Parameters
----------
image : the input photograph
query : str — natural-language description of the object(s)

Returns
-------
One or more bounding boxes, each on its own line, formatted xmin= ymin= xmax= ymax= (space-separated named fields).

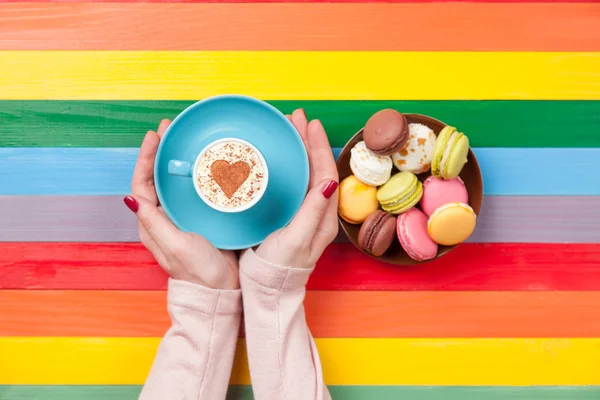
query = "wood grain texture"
xmin=2 ymin=385 xmax=600 ymax=400
xmin=1 ymin=0 xmax=597 ymax=3
xmin=3 ymin=100 xmax=600 ymax=148
xmin=3 ymin=337 xmax=600 ymax=385
xmin=2 ymin=148 xmax=600 ymax=195
xmin=2 ymin=196 xmax=600 ymax=243
xmin=3 ymin=290 xmax=600 ymax=338
xmin=3 ymin=243 xmax=600 ymax=291
xmin=1 ymin=4 xmax=598 ymax=51
xmin=1 ymin=51 xmax=599 ymax=100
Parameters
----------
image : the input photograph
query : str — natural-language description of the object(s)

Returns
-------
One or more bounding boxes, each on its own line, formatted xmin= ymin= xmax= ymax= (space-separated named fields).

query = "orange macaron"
xmin=338 ymin=175 xmax=379 ymax=224
xmin=427 ymin=202 xmax=476 ymax=246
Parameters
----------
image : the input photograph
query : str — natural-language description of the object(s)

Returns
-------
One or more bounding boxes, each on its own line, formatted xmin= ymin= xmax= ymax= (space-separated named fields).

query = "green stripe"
xmin=1 ymin=101 xmax=599 ymax=148
xmin=1 ymin=386 xmax=600 ymax=399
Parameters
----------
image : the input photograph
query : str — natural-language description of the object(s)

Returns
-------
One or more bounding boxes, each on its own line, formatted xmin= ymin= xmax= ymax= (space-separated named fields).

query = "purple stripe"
xmin=1 ymin=196 xmax=599 ymax=243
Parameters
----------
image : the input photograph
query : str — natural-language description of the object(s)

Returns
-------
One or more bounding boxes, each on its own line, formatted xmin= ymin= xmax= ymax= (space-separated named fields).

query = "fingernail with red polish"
xmin=123 ymin=196 xmax=139 ymax=213
xmin=322 ymin=181 xmax=338 ymax=199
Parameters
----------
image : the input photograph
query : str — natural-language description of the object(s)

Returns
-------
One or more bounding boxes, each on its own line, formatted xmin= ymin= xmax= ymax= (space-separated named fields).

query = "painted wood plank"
xmin=1 ymin=148 xmax=600 ymax=195
xmin=3 ymin=337 xmax=600 ymax=385
xmin=473 ymin=148 xmax=600 ymax=195
xmin=1 ymin=0 xmax=597 ymax=4
xmin=1 ymin=196 xmax=600 ymax=243
xmin=2 ymin=290 xmax=600 ymax=338
xmin=2 ymin=243 xmax=600 ymax=291
xmin=1 ymin=4 xmax=598 ymax=51
xmin=3 ymin=100 xmax=600 ymax=148
xmin=2 ymin=385 xmax=600 ymax=400
xmin=1 ymin=51 xmax=599 ymax=100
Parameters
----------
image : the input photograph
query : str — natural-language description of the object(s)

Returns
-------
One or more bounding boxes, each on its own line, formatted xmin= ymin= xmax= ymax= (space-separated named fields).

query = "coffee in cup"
xmin=168 ymin=138 xmax=269 ymax=213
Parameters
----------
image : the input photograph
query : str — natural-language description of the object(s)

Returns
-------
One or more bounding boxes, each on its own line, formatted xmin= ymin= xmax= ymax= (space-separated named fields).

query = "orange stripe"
xmin=2 ymin=290 xmax=600 ymax=337
xmin=0 ymin=3 xmax=598 ymax=51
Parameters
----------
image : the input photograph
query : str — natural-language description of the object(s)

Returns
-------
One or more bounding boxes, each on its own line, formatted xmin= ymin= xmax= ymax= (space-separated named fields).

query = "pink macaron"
xmin=420 ymin=176 xmax=469 ymax=217
xmin=396 ymin=208 xmax=438 ymax=262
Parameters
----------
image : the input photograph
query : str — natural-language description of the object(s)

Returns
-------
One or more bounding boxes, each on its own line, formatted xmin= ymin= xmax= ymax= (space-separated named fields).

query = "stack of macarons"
xmin=338 ymin=109 xmax=477 ymax=261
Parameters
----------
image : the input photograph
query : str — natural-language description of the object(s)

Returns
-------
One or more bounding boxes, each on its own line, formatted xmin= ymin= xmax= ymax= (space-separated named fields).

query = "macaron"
xmin=431 ymin=126 xmax=469 ymax=180
xmin=363 ymin=109 xmax=409 ymax=156
xmin=338 ymin=175 xmax=379 ymax=224
xmin=392 ymin=123 xmax=437 ymax=174
xmin=427 ymin=202 xmax=477 ymax=246
xmin=420 ymin=176 xmax=469 ymax=217
xmin=350 ymin=141 xmax=393 ymax=186
xmin=376 ymin=171 xmax=423 ymax=214
xmin=397 ymin=208 xmax=438 ymax=262
xmin=358 ymin=210 xmax=396 ymax=257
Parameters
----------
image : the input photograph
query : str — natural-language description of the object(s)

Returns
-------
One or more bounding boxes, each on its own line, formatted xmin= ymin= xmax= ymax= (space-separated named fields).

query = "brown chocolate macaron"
xmin=363 ymin=109 xmax=409 ymax=156
xmin=358 ymin=210 xmax=397 ymax=257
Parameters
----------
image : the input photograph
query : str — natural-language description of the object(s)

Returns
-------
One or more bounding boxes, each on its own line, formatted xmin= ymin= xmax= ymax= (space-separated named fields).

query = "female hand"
xmin=254 ymin=109 xmax=340 ymax=269
xmin=125 ymin=119 xmax=239 ymax=290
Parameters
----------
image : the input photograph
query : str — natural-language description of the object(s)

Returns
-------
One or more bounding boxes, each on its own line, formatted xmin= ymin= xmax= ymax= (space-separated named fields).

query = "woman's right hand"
xmin=252 ymin=109 xmax=339 ymax=270
xmin=125 ymin=119 xmax=239 ymax=290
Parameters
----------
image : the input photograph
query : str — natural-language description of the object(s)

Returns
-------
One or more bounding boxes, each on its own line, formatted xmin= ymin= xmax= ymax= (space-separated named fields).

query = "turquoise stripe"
xmin=1 ymin=385 xmax=600 ymax=399
xmin=1 ymin=148 xmax=599 ymax=195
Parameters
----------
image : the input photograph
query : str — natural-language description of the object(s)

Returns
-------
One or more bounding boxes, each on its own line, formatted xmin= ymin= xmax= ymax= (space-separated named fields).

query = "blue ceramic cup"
xmin=154 ymin=95 xmax=309 ymax=250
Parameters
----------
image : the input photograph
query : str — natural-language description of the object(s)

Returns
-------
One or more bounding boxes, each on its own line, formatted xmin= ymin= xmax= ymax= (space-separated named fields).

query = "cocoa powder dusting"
xmin=210 ymin=160 xmax=250 ymax=198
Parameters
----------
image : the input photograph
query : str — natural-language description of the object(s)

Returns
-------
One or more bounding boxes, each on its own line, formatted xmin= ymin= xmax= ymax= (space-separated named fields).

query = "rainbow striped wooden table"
xmin=1 ymin=0 xmax=600 ymax=399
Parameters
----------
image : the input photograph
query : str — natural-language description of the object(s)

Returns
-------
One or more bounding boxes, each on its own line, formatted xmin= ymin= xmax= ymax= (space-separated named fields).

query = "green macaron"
xmin=376 ymin=171 xmax=423 ymax=214
xmin=431 ymin=126 xmax=469 ymax=180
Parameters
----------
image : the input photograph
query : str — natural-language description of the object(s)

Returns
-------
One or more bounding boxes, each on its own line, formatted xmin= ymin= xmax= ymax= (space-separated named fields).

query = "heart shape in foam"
xmin=210 ymin=160 xmax=250 ymax=198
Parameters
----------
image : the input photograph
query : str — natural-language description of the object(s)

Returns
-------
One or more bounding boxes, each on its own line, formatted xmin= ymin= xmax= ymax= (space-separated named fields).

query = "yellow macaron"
xmin=376 ymin=171 xmax=423 ymax=215
xmin=338 ymin=175 xmax=379 ymax=224
xmin=427 ymin=202 xmax=476 ymax=245
xmin=431 ymin=126 xmax=469 ymax=180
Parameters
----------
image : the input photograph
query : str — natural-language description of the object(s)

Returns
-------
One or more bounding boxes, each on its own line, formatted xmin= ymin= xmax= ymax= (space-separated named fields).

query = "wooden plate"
xmin=336 ymin=113 xmax=483 ymax=265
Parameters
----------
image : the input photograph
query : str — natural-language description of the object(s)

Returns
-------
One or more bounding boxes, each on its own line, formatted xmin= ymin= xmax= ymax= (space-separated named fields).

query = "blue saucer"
xmin=154 ymin=95 xmax=309 ymax=250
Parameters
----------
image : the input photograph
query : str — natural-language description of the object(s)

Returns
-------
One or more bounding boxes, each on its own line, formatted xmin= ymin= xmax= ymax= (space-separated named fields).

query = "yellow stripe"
xmin=2 ymin=337 xmax=600 ymax=385
xmin=0 ymin=51 xmax=599 ymax=100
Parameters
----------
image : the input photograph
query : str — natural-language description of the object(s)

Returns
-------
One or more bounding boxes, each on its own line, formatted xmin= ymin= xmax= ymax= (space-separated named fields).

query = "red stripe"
xmin=1 ymin=243 xmax=599 ymax=291
xmin=0 ymin=0 xmax=597 ymax=3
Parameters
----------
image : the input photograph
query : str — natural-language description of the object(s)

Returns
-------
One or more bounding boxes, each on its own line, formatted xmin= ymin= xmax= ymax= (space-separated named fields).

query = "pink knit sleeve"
xmin=139 ymin=278 xmax=242 ymax=400
xmin=239 ymin=249 xmax=331 ymax=400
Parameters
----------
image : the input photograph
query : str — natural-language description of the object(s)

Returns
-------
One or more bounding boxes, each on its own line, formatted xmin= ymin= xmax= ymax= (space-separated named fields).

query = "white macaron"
xmin=350 ymin=141 xmax=393 ymax=186
xmin=392 ymin=123 xmax=437 ymax=174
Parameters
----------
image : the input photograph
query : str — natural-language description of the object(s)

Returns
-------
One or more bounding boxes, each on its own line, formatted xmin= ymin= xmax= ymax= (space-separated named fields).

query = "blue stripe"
xmin=0 ymin=148 xmax=598 ymax=195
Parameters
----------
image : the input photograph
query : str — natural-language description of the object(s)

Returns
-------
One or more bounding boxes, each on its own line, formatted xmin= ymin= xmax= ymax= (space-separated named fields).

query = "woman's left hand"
xmin=253 ymin=109 xmax=340 ymax=269
xmin=127 ymin=120 xmax=240 ymax=290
